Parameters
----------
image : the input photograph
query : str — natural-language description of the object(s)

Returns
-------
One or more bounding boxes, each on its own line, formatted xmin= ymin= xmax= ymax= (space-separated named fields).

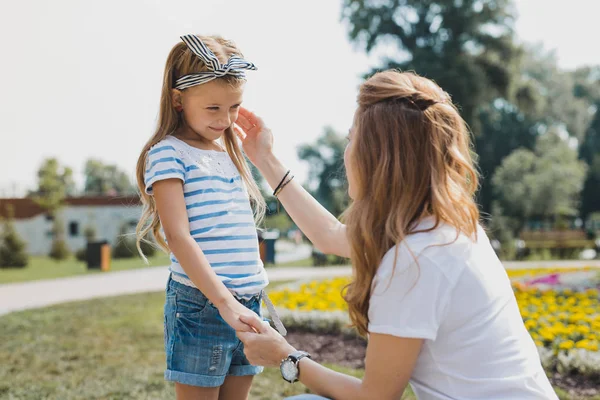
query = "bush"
xmin=112 ymin=236 xmax=137 ymax=259
xmin=84 ymin=223 xmax=97 ymax=242
xmin=75 ymin=248 xmax=87 ymax=262
xmin=138 ymin=236 xmax=157 ymax=258
xmin=0 ymin=205 xmax=28 ymax=268
xmin=49 ymin=239 xmax=71 ymax=261
xmin=113 ymin=222 xmax=159 ymax=259
xmin=49 ymin=215 xmax=70 ymax=261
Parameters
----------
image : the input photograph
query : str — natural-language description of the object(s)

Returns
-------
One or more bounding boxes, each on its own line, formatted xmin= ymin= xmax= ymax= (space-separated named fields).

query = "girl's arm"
xmin=153 ymin=179 xmax=262 ymax=332
xmin=236 ymin=108 xmax=350 ymax=258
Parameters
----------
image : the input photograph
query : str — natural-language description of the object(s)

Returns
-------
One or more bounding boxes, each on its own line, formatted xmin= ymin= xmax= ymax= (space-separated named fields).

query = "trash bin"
xmin=258 ymin=230 xmax=279 ymax=265
xmin=87 ymin=241 xmax=111 ymax=271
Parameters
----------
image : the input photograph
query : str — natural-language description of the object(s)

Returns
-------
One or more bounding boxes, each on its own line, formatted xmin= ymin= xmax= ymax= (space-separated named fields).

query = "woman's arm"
xmin=153 ymin=179 xmax=263 ymax=332
xmin=256 ymin=152 xmax=349 ymax=258
xmin=235 ymin=107 xmax=350 ymax=258
xmin=237 ymin=316 xmax=422 ymax=400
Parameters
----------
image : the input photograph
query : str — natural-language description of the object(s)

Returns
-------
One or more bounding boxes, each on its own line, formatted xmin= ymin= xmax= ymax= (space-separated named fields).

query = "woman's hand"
xmin=236 ymin=314 xmax=297 ymax=367
xmin=217 ymin=298 xmax=264 ymax=333
xmin=234 ymin=107 xmax=274 ymax=168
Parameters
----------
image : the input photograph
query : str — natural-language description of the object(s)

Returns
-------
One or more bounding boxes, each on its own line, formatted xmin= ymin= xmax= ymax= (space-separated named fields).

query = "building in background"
xmin=0 ymin=196 xmax=141 ymax=255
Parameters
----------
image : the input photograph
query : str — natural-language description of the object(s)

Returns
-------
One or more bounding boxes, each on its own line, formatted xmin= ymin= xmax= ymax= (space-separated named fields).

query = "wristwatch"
xmin=280 ymin=350 xmax=311 ymax=383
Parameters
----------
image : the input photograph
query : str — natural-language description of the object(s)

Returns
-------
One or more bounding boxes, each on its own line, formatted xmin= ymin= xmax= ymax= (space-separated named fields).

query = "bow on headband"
xmin=174 ymin=34 xmax=257 ymax=90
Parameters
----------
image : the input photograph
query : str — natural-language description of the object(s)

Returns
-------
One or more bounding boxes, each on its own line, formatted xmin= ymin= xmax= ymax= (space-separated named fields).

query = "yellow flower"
xmin=559 ymin=340 xmax=575 ymax=350
xmin=525 ymin=320 xmax=537 ymax=330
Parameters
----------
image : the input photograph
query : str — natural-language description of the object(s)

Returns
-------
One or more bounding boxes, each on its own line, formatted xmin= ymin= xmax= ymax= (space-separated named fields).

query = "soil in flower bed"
xmin=285 ymin=330 xmax=600 ymax=398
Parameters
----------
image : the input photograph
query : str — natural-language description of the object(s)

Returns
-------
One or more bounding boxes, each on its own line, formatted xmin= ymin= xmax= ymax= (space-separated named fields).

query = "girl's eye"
xmin=207 ymin=107 xmax=219 ymax=111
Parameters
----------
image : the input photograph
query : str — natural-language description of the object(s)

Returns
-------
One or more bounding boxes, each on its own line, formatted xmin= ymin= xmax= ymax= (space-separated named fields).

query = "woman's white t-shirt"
xmin=368 ymin=218 xmax=558 ymax=399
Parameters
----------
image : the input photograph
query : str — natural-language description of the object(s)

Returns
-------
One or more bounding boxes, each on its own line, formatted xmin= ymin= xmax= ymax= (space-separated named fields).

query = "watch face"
xmin=280 ymin=360 xmax=297 ymax=381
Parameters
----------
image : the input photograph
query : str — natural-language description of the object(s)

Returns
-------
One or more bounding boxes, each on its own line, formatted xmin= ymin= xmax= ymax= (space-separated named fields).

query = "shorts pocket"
xmin=174 ymin=290 xmax=214 ymax=342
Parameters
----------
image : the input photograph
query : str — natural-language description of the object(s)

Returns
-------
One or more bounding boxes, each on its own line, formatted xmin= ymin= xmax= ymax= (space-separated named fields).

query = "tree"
xmin=0 ymin=205 xmax=28 ymax=268
xmin=580 ymin=155 xmax=600 ymax=220
xmin=29 ymin=158 xmax=76 ymax=215
xmin=49 ymin=214 xmax=71 ymax=260
xmin=342 ymin=0 xmax=521 ymax=134
xmin=579 ymin=100 xmax=600 ymax=219
xmin=475 ymin=99 xmax=539 ymax=214
xmin=83 ymin=159 xmax=136 ymax=196
xmin=492 ymin=129 xmax=588 ymax=235
xmin=297 ymin=127 xmax=349 ymax=217
xmin=517 ymin=45 xmax=596 ymax=142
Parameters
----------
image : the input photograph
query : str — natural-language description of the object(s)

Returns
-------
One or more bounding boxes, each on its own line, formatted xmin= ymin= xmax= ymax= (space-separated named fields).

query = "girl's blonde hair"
xmin=135 ymin=35 xmax=265 ymax=258
xmin=342 ymin=70 xmax=480 ymax=336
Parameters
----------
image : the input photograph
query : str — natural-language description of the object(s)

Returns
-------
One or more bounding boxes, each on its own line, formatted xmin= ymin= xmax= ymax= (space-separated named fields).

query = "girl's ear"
xmin=171 ymin=89 xmax=183 ymax=109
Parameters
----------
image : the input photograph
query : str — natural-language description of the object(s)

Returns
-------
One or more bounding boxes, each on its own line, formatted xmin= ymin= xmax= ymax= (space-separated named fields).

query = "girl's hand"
xmin=234 ymin=107 xmax=274 ymax=168
xmin=217 ymin=297 xmax=264 ymax=333
xmin=236 ymin=314 xmax=297 ymax=367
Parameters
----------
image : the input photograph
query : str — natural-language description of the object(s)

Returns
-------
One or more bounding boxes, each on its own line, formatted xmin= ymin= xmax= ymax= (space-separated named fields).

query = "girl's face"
xmin=173 ymin=80 xmax=244 ymax=142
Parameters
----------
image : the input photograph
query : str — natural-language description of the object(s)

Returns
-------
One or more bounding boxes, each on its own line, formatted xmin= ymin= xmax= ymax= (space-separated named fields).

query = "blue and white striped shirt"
xmin=144 ymin=135 xmax=268 ymax=298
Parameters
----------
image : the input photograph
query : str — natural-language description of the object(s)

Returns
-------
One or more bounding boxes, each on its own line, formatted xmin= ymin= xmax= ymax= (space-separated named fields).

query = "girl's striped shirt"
xmin=144 ymin=135 xmax=267 ymax=299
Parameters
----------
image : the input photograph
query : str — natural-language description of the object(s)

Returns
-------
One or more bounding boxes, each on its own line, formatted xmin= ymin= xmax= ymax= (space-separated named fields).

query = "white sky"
xmin=0 ymin=0 xmax=598 ymax=197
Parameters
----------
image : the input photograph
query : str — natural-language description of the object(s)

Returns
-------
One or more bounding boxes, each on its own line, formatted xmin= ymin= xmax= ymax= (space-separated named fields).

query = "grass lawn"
xmin=0 ymin=291 xmax=416 ymax=400
xmin=0 ymin=254 xmax=171 ymax=284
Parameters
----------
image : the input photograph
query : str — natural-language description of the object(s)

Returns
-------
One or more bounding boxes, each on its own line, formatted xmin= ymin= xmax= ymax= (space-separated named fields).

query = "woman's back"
xmin=369 ymin=218 xmax=557 ymax=399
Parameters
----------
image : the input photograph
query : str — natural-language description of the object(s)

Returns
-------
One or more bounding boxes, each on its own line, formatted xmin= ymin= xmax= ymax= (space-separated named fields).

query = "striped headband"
xmin=174 ymin=35 xmax=257 ymax=90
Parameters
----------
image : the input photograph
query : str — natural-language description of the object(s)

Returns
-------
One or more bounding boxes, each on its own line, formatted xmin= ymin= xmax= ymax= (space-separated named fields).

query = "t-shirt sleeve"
xmin=144 ymin=143 xmax=186 ymax=195
xmin=368 ymin=247 xmax=452 ymax=340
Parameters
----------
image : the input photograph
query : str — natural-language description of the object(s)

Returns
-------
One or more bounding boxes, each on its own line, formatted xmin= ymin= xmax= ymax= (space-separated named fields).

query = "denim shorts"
xmin=163 ymin=275 xmax=264 ymax=387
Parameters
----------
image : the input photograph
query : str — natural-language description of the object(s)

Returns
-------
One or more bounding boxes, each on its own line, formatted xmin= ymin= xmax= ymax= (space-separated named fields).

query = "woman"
xmin=234 ymin=70 xmax=557 ymax=400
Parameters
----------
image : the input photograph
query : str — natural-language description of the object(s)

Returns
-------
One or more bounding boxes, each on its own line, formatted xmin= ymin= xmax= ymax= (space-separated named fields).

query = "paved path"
xmin=0 ymin=266 xmax=351 ymax=317
xmin=1 ymin=259 xmax=599 ymax=317
xmin=275 ymin=242 xmax=312 ymax=264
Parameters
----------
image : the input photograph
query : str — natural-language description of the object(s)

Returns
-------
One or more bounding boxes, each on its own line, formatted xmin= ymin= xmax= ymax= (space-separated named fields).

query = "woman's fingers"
xmin=238 ymin=107 xmax=258 ymax=123
xmin=233 ymin=125 xmax=246 ymax=140
xmin=235 ymin=113 xmax=254 ymax=132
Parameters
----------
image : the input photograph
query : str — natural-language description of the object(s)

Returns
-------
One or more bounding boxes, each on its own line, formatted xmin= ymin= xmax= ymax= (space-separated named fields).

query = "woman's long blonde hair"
xmin=135 ymin=35 xmax=265 ymax=258
xmin=342 ymin=70 xmax=480 ymax=336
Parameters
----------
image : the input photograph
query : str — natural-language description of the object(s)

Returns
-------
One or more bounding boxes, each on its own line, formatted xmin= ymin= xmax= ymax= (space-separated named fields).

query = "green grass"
xmin=0 ymin=291 xmax=412 ymax=400
xmin=0 ymin=254 xmax=170 ymax=284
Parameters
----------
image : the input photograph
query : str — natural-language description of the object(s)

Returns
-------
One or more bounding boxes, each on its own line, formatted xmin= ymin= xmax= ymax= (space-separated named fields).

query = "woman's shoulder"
xmin=378 ymin=219 xmax=488 ymax=282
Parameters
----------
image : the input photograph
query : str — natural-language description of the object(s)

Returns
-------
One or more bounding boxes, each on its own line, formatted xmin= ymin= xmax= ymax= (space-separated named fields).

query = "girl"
xmin=234 ymin=70 xmax=558 ymax=399
xmin=135 ymin=34 xmax=270 ymax=400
